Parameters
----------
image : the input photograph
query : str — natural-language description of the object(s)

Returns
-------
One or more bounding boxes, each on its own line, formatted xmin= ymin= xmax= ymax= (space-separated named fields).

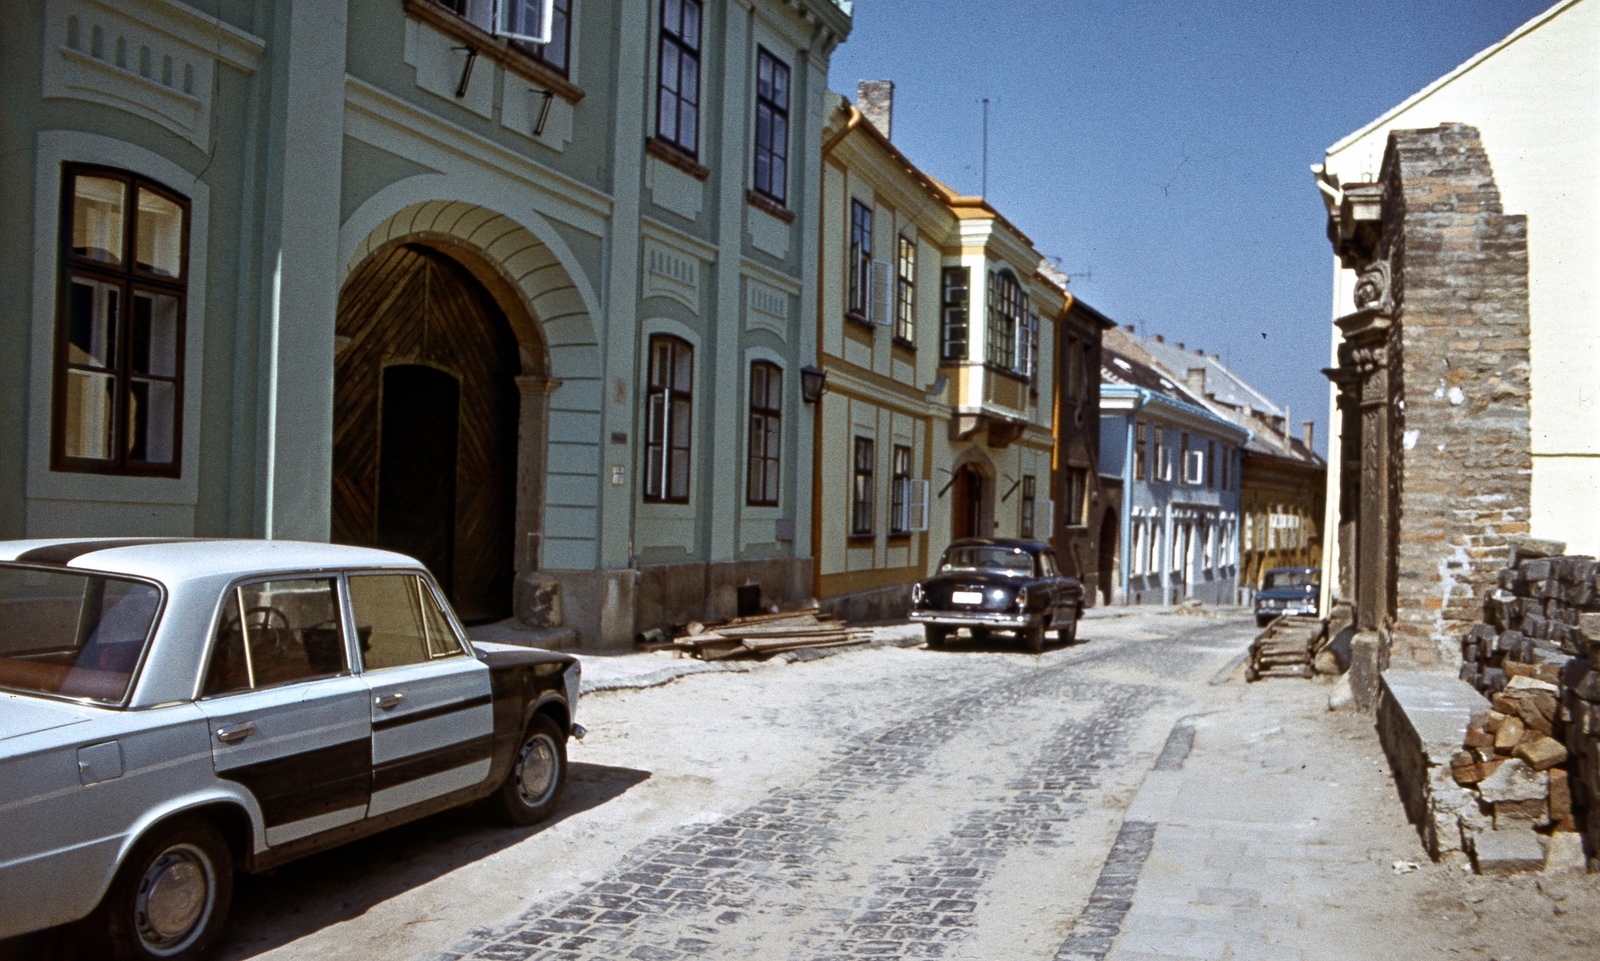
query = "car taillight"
xmin=1015 ymin=586 xmax=1028 ymax=610
xmin=911 ymin=583 xmax=923 ymax=606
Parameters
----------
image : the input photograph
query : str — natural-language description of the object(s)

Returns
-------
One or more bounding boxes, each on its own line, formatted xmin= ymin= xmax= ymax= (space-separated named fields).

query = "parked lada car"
xmin=1254 ymin=566 xmax=1321 ymax=626
xmin=0 ymin=538 xmax=583 ymax=960
xmin=909 ymin=538 xmax=1084 ymax=653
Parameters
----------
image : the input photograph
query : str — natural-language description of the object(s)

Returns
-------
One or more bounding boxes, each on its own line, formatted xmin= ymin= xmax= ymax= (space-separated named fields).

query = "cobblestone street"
xmin=205 ymin=612 xmax=1242 ymax=961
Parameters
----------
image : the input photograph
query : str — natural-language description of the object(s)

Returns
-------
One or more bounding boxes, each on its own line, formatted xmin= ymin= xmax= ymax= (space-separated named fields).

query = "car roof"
xmin=943 ymin=537 xmax=1054 ymax=553
xmin=0 ymin=538 xmax=422 ymax=584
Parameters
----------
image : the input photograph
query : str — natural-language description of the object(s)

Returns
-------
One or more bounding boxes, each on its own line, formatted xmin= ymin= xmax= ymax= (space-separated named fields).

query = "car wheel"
xmin=924 ymin=625 xmax=949 ymax=648
xmin=96 ymin=817 xmax=233 ymax=961
xmin=1057 ymin=612 xmax=1079 ymax=645
xmin=1024 ymin=623 xmax=1045 ymax=653
xmin=496 ymin=713 xmax=568 ymax=826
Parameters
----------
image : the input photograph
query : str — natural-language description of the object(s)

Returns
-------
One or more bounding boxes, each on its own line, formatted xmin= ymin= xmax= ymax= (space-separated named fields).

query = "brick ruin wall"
xmin=1383 ymin=124 xmax=1532 ymax=666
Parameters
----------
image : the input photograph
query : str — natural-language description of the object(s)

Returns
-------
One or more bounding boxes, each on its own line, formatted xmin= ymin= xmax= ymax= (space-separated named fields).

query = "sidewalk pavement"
xmin=1063 ymin=671 xmax=1596 ymax=961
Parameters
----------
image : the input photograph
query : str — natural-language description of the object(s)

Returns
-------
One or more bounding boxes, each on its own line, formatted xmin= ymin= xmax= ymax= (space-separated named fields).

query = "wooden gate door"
xmin=334 ymin=243 xmax=520 ymax=623
xmin=952 ymin=466 xmax=983 ymax=540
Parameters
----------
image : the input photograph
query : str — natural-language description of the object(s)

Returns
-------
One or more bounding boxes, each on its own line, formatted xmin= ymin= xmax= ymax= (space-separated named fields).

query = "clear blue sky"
xmin=827 ymin=0 xmax=1554 ymax=455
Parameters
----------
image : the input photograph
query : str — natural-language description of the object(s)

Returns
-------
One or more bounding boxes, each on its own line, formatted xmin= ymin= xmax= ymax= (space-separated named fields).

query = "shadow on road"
xmin=922 ymin=628 xmax=1090 ymax=655
xmin=0 ymin=761 xmax=651 ymax=961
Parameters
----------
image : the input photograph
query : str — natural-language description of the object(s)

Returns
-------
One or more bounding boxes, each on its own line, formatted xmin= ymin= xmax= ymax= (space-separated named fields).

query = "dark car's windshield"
xmin=1264 ymin=569 xmax=1319 ymax=590
xmin=0 ymin=565 xmax=162 ymax=704
xmin=940 ymin=546 xmax=1033 ymax=576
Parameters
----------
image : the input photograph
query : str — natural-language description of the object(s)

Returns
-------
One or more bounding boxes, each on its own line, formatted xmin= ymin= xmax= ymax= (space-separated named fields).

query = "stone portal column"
xmin=513 ymin=375 xmax=560 ymax=626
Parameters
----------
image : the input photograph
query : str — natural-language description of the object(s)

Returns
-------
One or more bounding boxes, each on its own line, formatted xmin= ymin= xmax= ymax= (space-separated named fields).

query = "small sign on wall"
xmin=611 ymin=465 xmax=626 ymax=487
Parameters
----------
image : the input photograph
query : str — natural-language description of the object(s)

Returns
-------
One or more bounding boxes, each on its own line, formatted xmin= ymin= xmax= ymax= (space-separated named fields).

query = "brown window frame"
xmin=940 ymin=266 xmax=969 ymax=361
xmin=851 ymin=436 xmax=875 ymax=536
xmin=848 ymin=200 xmax=873 ymax=320
xmin=745 ymin=361 xmax=782 ymax=507
xmin=752 ymin=47 xmax=789 ymax=205
xmin=53 ymin=164 xmax=190 ymax=478
xmin=889 ymin=443 xmax=912 ymax=535
xmin=894 ymin=235 xmax=916 ymax=344
xmin=656 ymin=0 xmax=702 ymax=158
xmin=644 ymin=334 xmax=694 ymax=503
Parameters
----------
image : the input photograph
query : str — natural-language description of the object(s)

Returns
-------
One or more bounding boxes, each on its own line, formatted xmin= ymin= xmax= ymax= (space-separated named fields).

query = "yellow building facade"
xmin=812 ymin=88 xmax=1063 ymax=620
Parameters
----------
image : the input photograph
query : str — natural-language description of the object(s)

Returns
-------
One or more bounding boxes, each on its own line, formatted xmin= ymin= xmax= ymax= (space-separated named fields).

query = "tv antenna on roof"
xmin=979 ymin=97 xmax=993 ymax=198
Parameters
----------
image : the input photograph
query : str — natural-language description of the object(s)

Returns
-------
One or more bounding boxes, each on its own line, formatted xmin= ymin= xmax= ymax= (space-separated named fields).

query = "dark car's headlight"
xmin=911 ymin=583 xmax=923 ymax=606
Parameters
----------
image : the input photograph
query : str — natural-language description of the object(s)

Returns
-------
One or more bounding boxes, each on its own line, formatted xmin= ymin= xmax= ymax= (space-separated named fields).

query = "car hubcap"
xmin=135 ymin=844 xmax=214 ymax=954
xmin=516 ymin=734 xmax=558 ymax=806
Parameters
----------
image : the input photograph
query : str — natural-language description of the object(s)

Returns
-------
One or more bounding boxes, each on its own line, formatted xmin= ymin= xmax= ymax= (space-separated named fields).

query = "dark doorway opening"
xmin=377 ymin=365 xmax=460 ymax=595
xmin=1098 ymin=509 xmax=1118 ymax=605
xmin=952 ymin=465 xmax=985 ymax=540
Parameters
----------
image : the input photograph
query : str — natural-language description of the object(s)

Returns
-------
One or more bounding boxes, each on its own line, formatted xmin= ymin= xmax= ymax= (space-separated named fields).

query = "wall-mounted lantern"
xmin=800 ymin=365 xmax=827 ymax=404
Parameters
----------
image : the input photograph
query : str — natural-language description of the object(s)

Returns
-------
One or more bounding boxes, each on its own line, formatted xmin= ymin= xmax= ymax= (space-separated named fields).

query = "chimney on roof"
xmin=1123 ymin=324 xmax=1134 ymax=333
xmin=857 ymin=80 xmax=894 ymax=141
xmin=1303 ymin=421 xmax=1315 ymax=449
xmin=1175 ymin=342 xmax=1185 ymax=350
xmin=1194 ymin=348 xmax=1204 ymax=356
xmin=1154 ymin=334 xmax=1164 ymax=343
xmin=1187 ymin=367 xmax=1206 ymax=395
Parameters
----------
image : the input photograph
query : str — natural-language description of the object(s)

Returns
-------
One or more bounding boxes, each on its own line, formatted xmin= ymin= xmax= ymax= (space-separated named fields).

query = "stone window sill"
xmin=746 ymin=190 xmax=795 ymax=223
xmin=647 ymin=136 xmax=710 ymax=181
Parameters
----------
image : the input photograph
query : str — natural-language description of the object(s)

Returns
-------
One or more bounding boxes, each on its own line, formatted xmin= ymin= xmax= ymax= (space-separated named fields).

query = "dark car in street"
xmin=1254 ymin=566 xmax=1321 ymax=626
xmin=909 ymin=539 xmax=1084 ymax=653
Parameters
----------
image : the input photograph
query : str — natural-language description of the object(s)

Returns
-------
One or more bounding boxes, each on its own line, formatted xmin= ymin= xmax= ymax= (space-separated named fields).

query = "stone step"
xmin=1471 ymin=828 xmax=1546 ymax=875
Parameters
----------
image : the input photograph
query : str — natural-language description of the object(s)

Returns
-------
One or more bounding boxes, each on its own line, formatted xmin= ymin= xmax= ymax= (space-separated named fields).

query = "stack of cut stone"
xmin=1452 ymin=538 xmax=1590 ymax=862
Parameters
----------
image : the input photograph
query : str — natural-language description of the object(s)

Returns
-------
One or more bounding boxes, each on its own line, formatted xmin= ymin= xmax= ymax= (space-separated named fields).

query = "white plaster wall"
xmin=1322 ymin=0 xmax=1600 ymax=552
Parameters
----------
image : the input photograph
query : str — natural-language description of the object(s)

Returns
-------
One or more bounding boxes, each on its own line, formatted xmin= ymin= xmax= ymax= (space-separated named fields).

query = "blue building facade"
xmin=1100 ymin=341 xmax=1248 ymax=606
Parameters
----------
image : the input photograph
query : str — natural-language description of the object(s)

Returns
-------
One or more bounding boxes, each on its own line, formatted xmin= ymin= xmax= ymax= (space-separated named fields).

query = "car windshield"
xmin=1265 ymin=570 xmax=1318 ymax=589
xmin=0 ymin=565 xmax=162 ymax=704
xmin=939 ymin=547 xmax=1033 ymax=576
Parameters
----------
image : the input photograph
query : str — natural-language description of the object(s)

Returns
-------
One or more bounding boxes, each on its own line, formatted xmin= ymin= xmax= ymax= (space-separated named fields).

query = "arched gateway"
xmin=334 ymin=243 xmax=522 ymax=621
xmin=334 ymin=199 xmax=601 ymax=627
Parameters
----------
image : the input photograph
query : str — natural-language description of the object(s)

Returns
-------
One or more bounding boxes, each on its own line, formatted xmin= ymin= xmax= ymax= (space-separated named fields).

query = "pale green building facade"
xmin=0 ymin=0 xmax=851 ymax=646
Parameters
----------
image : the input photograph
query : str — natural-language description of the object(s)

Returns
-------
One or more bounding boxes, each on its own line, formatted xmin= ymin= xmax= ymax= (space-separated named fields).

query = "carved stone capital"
xmin=1352 ymin=259 xmax=1393 ymax=315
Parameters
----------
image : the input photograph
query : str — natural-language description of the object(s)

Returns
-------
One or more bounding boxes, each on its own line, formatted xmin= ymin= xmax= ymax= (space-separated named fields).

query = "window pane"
xmin=64 ymin=369 xmax=117 ymax=460
xmin=67 ymin=277 xmax=119 ymax=369
xmin=669 ymin=448 xmax=690 ymax=498
xmin=750 ymin=363 xmax=767 ymax=402
xmin=72 ymin=175 xmax=125 ymax=265
xmin=671 ymin=396 xmax=692 ymax=447
xmin=766 ymin=367 xmax=782 ymax=409
xmin=651 ymin=338 xmax=670 ymax=387
xmin=673 ymin=342 xmax=693 ymax=389
xmin=758 ymin=54 xmax=772 ymax=96
xmin=660 ymin=43 xmax=679 ymax=94
xmin=772 ymin=62 xmax=788 ymax=108
xmin=135 ymin=188 xmax=183 ymax=278
xmin=131 ymin=291 xmax=179 ymax=377
xmin=240 ymin=579 xmax=344 ymax=687
xmin=680 ymin=0 xmax=700 ymax=48
xmin=127 ymin=378 xmax=177 ymax=464
xmin=680 ymin=108 xmax=698 ymax=153
xmin=663 ymin=0 xmax=680 ymax=35
xmin=349 ymin=574 xmax=438 ymax=671
xmin=681 ymin=57 xmax=699 ymax=103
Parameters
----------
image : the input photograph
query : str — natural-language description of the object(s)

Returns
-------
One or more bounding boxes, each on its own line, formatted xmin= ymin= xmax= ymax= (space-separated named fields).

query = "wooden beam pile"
xmin=672 ymin=609 xmax=871 ymax=660
xmin=1246 ymin=616 xmax=1325 ymax=681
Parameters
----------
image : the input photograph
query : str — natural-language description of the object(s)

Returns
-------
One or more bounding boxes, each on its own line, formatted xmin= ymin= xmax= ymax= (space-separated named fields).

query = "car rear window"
xmin=0 ymin=565 xmax=162 ymax=704
xmin=939 ymin=547 xmax=1033 ymax=575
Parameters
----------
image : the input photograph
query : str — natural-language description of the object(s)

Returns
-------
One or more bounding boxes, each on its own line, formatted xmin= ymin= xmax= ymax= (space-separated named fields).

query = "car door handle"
xmin=375 ymin=693 xmax=405 ymax=710
xmin=215 ymin=722 xmax=255 ymax=744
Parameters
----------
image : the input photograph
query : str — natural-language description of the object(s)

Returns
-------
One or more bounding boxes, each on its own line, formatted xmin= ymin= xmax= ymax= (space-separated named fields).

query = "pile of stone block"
xmin=1451 ymin=537 xmax=1595 ymax=867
